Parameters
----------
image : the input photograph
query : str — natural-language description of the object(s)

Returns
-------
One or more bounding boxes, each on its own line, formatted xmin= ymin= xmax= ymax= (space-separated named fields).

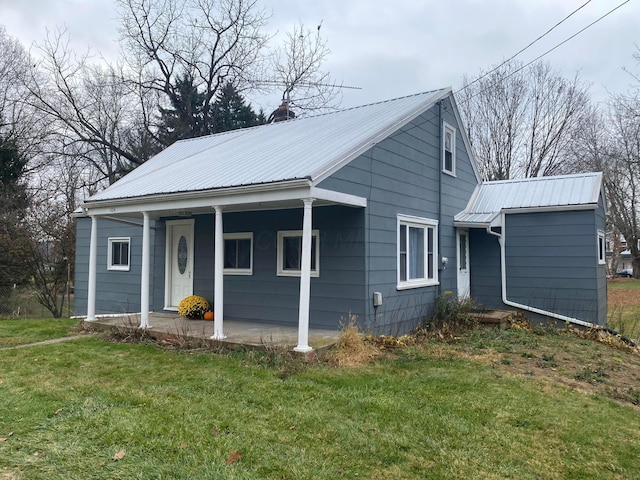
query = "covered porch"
xmin=80 ymin=181 xmax=366 ymax=353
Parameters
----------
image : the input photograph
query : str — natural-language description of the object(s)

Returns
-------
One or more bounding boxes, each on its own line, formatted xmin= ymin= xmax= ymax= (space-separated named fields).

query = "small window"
xmin=397 ymin=215 xmax=438 ymax=289
xmin=597 ymin=230 xmax=606 ymax=265
xmin=224 ymin=233 xmax=253 ymax=275
xmin=443 ymin=122 xmax=456 ymax=175
xmin=277 ymin=230 xmax=319 ymax=277
xmin=108 ymin=237 xmax=130 ymax=271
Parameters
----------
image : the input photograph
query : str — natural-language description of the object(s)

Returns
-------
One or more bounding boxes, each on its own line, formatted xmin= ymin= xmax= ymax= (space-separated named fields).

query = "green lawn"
xmin=607 ymin=279 xmax=640 ymax=341
xmin=0 ymin=318 xmax=80 ymax=348
xmin=1 ymin=332 xmax=639 ymax=479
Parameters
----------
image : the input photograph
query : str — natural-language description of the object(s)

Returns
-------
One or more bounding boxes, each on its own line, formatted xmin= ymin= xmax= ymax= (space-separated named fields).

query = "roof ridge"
xmin=485 ymin=171 xmax=601 ymax=185
xmin=172 ymin=88 xmax=451 ymax=144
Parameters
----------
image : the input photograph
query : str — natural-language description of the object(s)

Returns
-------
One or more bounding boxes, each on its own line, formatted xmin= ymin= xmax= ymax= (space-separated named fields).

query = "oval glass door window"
xmin=177 ymin=235 xmax=188 ymax=274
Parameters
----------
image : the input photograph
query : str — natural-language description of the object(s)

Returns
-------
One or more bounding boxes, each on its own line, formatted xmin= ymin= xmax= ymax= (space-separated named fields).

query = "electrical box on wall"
xmin=373 ymin=292 xmax=383 ymax=307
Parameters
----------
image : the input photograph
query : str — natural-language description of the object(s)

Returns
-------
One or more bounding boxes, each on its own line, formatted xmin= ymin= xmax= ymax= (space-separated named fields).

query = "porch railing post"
xmin=211 ymin=206 xmax=226 ymax=339
xmin=295 ymin=198 xmax=314 ymax=353
xmin=140 ymin=212 xmax=152 ymax=329
xmin=87 ymin=215 xmax=98 ymax=321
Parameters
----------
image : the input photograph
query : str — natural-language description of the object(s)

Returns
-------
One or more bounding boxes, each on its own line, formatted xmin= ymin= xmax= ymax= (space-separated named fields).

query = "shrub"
xmin=428 ymin=291 xmax=477 ymax=328
xmin=177 ymin=295 xmax=211 ymax=319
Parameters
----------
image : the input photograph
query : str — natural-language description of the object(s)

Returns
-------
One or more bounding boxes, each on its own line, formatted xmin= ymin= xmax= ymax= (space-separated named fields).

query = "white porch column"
xmin=139 ymin=212 xmax=152 ymax=329
xmin=211 ymin=206 xmax=226 ymax=339
xmin=295 ymin=198 xmax=314 ymax=353
xmin=86 ymin=215 xmax=98 ymax=321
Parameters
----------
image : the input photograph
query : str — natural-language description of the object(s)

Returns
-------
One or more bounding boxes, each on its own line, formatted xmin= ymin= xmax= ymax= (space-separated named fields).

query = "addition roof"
xmin=454 ymin=172 xmax=604 ymax=226
xmin=87 ymin=88 xmax=456 ymax=204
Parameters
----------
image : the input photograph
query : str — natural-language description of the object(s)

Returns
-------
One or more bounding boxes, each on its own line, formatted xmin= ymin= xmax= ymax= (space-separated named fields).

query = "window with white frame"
xmin=443 ymin=122 xmax=456 ymax=175
xmin=277 ymin=230 xmax=319 ymax=277
xmin=224 ymin=232 xmax=253 ymax=275
xmin=108 ymin=237 xmax=130 ymax=271
xmin=597 ymin=230 xmax=606 ymax=265
xmin=397 ymin=215 xmax=438 ymax=289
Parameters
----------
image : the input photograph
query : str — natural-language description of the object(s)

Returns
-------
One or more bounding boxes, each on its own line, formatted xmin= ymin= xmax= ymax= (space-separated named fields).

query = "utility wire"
xmin=456 ymin=0 xmax=631 ymax=102
xmin=457 ymin=0 xmax=592 ymax=94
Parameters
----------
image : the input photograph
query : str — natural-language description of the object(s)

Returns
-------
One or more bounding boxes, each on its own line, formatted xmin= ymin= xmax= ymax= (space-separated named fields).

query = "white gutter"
xmin=487 ymin=212 xmax=596 ymax=329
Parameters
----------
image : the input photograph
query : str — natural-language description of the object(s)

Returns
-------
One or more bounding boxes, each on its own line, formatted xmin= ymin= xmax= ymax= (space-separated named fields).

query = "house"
xmin=74 ymin=88 xmax=607 ymax=351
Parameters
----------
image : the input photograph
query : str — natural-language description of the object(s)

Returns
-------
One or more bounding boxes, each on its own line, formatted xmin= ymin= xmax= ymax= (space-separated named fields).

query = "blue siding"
xmin=504 ymin=210 xmax=604 ymax=325
xmin=74 ymin=216 xmax=155 ymax=316
xmin=154 ymin=207 xmax=366 ymax=329
xmin=469 ymin=229 xmax=502 ymax=309
xmin=320 ymin=97 xmax=479 ymax=334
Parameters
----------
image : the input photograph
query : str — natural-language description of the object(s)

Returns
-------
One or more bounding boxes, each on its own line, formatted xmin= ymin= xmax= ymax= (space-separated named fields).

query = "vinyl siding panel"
xmin=74 ymin=216 xmax=155 ymax=316
xmin=504 ymin=210 xmax=603 ymax=324
xmin=469 ymin=229 xmax=503 ymax=310
xmin=160 ymin=207 xmax=366 ymax=329
xmin=320 ymin=97 xmax=479 ymax=334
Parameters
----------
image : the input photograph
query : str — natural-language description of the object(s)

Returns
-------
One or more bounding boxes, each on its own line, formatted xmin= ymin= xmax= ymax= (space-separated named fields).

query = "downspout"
xmin=437 ymin=100 xmax=443 ymax=296
xmin=488 ymin=212 xmax=594 ymax=329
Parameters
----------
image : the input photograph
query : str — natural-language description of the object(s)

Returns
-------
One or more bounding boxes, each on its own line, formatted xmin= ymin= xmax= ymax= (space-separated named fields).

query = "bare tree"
xmin=26 ymin=30 xmax=151 ymax=186
xmin=604 ymin=92 xmax=640 ymax=278
xmin=458 ymin=60 xmax=592 ymax=180
xmin=116 ymin=0 xmax=270 ymax=137
xmin=267 ymin=22 xmax=342 ymax=114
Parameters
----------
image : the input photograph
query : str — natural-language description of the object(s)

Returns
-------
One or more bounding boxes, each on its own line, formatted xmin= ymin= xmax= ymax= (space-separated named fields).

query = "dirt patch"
xmin=608 ymin=288 xmax=640 ymax=308
xmin=427 ymin=326 xmax=640 ymax=408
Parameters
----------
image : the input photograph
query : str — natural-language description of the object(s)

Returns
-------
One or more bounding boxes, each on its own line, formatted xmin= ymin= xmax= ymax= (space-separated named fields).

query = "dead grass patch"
xmin=324 ymin=317 xmax=380 ymax=366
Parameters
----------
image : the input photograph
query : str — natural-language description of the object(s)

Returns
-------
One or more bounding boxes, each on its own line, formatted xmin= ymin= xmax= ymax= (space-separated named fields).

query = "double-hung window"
xmin=443 ymin=122 xmax=456 ymax=175
xmin=224 ymin=233 xmax=253 ymax=275
xmin=108 ymin=237 xmax=130 ymax=271
xmin=397 ymin=215 xmax=438 ymax=289
xmin=597 ymin=230 xmax=606 ymax=265
xmin=277 ymin=230 xmax=319 ymax=277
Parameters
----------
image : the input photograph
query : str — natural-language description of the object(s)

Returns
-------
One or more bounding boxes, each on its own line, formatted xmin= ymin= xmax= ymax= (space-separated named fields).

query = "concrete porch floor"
xmin=85 ymin=313 xmax=342 ymax=351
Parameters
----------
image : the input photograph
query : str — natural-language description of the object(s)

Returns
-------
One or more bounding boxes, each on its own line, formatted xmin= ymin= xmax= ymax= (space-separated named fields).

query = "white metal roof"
xmin=88 ymin=88 xmax=451 ymax=203
xmin=454 ymin=172 xmax=603 ymax=226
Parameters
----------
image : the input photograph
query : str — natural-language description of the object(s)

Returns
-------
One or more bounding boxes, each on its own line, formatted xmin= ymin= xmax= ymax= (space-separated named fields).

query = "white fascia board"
xmin=81 ymin=181 xmax=366 ymax=217
xmin=309 ymin=187 xmax=367 ymax=207
xmin=501 ymin=204 xmax=598 ymax=215
xmin=453 ymin=221 xmax=490 ymax=228
xmin=82 ymin=180 xmax=312 ymax=216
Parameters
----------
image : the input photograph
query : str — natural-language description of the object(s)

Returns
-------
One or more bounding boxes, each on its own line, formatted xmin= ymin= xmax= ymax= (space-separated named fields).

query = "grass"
xmin=1 ymin=329 xmax=640 ymax=479
xmin=0 ymin=318 xmax=80 ymax=348
xmin=607 ymin=278 xmax=640 ymax=341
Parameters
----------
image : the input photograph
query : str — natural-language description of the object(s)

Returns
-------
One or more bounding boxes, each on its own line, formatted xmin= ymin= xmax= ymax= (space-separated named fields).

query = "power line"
xmin=458 ymin=0 xmax=592 ymax=94
xmin=457 ymin=0 xmax=631 ymax=102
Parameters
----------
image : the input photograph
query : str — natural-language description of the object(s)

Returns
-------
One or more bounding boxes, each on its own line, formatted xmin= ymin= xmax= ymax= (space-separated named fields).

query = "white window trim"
xmin=597 ymin=230 xmax=606 ymax=265
xmin=223 ymin=232 xmax=253 ymax=275
xmin=397 ymin=214 xmax=439 ymax=290
xmin=277 ymin=229 xmax=320 ymax=277
xmin=107 ymin=237 xmax=131 ymax=271
xmin=442 ymin=121 xmax=456 ymax=176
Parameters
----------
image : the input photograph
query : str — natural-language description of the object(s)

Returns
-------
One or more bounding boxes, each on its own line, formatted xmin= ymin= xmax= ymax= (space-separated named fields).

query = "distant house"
xmin=74 ymin=88 xmax=607 ymax=351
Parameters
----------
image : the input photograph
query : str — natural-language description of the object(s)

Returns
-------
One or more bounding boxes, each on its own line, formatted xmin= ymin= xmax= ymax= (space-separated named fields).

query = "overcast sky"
xmin=2 ymin=0 xmax=638 ymax=112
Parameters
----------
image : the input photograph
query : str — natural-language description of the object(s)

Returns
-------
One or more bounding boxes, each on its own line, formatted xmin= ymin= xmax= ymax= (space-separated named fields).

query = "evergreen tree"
xmin=157 ymin=74 xmax=206 ymax=147
xmin=0 ymin=135 xmax=32 ymax=288
xmin=213 ymin=82 xmax=264 ymax=132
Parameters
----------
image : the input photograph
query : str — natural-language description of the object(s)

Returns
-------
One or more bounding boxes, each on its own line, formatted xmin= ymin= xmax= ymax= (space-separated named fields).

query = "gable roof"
xmin=454 ymin=172 xmax=603 ymax=226
xmin=88 ymin=88 xmax=455 ymax=203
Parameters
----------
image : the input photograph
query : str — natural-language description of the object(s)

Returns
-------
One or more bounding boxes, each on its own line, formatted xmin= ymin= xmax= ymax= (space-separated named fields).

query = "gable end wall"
xmin=320 ymin=96 xmax=479 ymax=334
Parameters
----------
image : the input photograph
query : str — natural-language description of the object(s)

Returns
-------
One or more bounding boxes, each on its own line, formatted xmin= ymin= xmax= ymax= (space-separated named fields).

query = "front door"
xmin=457 ymin=229 xmax=470 ymax=298
xmin=165 ymin=220 xmax=195 ymax=309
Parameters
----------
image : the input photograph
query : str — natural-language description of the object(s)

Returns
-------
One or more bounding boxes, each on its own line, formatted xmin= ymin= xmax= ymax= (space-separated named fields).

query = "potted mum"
xmin=177 ymin=295 xmax=211 ymax=320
